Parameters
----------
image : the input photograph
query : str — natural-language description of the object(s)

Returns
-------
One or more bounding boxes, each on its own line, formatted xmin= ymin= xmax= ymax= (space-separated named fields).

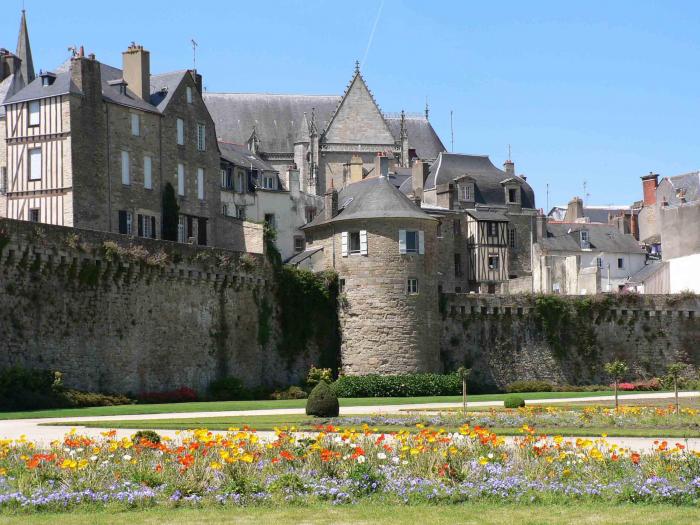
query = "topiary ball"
xmin=305 ymin=380 xmax=340 ymax=417
xmin=503 ymin=395 xmax=526 ymax=409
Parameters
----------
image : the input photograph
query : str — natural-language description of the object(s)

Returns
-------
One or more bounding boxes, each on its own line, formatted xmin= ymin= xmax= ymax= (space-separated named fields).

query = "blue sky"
xmin=4 ymin=0 xmax=699 ymax=209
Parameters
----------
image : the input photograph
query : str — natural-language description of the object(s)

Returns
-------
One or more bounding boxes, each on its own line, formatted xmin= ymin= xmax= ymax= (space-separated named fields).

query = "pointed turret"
xmin=16 ymin=10 xmax=35 ymax=85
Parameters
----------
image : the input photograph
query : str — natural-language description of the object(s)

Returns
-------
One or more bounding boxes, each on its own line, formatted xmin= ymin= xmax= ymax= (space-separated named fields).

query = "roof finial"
xmin=424 ymin=97 xmax=429 ymax=121
xmin=400 ymin=109 xmax=407 ymax=140
xmin=355 ymin=60 xmax=360 ymax=74
xmin=309 ymin=107 xmax=317 ymax=135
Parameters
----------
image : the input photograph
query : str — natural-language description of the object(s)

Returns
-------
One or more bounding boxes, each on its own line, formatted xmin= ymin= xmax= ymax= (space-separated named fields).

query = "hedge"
xmin=331 ymin=373 xmax=461 ymax=398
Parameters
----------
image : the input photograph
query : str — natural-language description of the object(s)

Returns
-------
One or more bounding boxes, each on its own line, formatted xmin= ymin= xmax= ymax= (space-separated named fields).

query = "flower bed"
xmin=1 ymin=423 xmax=700 ymax=512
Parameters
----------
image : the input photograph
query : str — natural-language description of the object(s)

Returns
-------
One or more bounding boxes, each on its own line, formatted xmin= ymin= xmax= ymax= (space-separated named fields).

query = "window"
xmin=198 ymin=217 xmax=207 ymax=245
xmin=262 ymin=174 xmax=275 ymax=190
xmin=28 ymin=147 xmax=41 ymax=181
xmin=237 ymin=171 xmax=246 ymax=193
xmin=177 ymin=163 xmax=185 ymax=196
xmin=186 ymin=86 xmax=193 ymax=104
xmin=617 ymin=257 xmax=624 ymax=269
xmin=436 ymin=221 xmax=443 ymax=238
xmin=507 ymin=188 xmax=518 ymax=203
xmin=131 ymin=113 xmax=140 ymax=136
xmin=221 ymin=169 xmax=232 ymax=189
xmin=342 ymin=230 xmax=367 ymax=256
xmin=143 ymin=156 xmax=152 ymax=189
xmin=264 ymin=213 xmax=276 ymax=230
xmin=121 ymin=150 xmax=130 ymax=185
xmin=454 ymin=253 xmax=462 ymax=277
xmin=0 ymin=167 xmax=6 ymax=194
xmin=222 ymin=203 xmax=230 ymax=216
xmin=137 ymin=214 xmax=156 ymax=239
xmin=118 ymin=210 xmax=133 ymax=235
xmin=305 ymin=207 xmax=315 ymax=224
xmin=460 ymin=182 xmax=474 ymax=201
xmin=580 ymin=230 xmax=589 ymax=248
xmin=29 ymin=208 xmax=40 ymax=223
xmin=294 ymin=236 xmax=305 ymax=252
xmin=596 ymin=257 xmax=603 ymax=268
xmin=453 ymin=219 xmax=460 ymax=235
xmin=407 ymin=278 xmax=418 ymax=294
xmin=349 ymin=232 xmax=361 ymax=254
xmin=339 ymin=278 xmax=346 ymax=293
xmin=197 ymin=123 xmax=206 ymax=151
xmin=176 ymin=118 xmax=184 ymax=145
xmin=197 ymin=168 xmax=204 ymax=200
xmin=236 ymin=206 xmax=246 ymax=220
xmin=399 ymin=229 xmax=425 ymax=254
xmin=488 ymin=254 xmax=500 ymax=270
xmin=487 ymin=222 xmax=498 ymax=236
xmin=28 ymin=100 xmax=40 ymax=127
xmin=509 ymin=228 xmax=516 ymax=248
xmin=177 ymin=215 xmax=186 ymax=243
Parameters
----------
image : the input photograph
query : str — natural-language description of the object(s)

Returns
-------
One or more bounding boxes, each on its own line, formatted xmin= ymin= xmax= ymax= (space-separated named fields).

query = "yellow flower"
xmin=554 ymin=435 xmax=563 ymax=444
xmin=479 ymin=457 xmax=488 ymax=465
xmin=210 ymin=462 xmax=222 ymax=470
xmin=0 ymin=467 xmax=6 ymax=476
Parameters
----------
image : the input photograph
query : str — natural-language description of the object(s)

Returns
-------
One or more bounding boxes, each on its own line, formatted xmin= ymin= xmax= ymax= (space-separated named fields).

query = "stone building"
xmin=203 ymin=64 xmax=445 ymax=197
xmin=298 ymin=159 xmax=440 ymax=375
xmin=405 ymin=152 xmax=538 ymax=293
xmin=0 ymin=16 xmax=240 ymax=249
xmin=219 ymin=141 xmax=322 ymax=260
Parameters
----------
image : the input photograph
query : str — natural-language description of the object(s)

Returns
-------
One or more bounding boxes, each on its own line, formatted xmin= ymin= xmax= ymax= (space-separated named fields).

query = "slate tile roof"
xmin=539 ymin=222 xmax=644 ymax=254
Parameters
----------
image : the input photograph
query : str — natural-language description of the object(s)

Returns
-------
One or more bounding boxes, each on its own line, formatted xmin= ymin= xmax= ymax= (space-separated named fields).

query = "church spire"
xmin=16 ymin=10 xmax=35 ymax=85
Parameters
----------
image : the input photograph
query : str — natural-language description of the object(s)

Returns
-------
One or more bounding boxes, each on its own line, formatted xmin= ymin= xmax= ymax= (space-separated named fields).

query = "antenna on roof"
xmin=546 ymin=183 xmax=550 ymax=212
xmin=191 ymin=39 xmax=198 ymax=73
xmin=508 ymin=144 xmax=511 ymax=161
xmin=450 ymin=110 xmax=454 ymax=152
xmin=583 ymin=179 xmax=590 ymax=205
xmin=424 ymin=97 xmax=429 ymax=120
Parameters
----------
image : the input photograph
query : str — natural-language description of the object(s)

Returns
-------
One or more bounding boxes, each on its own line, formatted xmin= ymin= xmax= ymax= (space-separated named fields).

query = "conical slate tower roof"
xmin=16 ymin=10 xmax=35 ymax=85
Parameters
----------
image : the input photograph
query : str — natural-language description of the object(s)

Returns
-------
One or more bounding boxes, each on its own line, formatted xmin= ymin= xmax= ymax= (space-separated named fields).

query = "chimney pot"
xmin=641 ymin=172 xmax=659 ymax=207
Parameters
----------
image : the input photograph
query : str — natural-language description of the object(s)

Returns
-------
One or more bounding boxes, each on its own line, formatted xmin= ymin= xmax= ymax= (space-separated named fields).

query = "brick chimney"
xmin=324 ymin=183 xmax=338 ymax=220
xmin=641 ymin=172 xmax=659 ymax=206
xmin=564 ymin=197 xmax=584 ymax=222
xmin=122 ymin=43 xmax=150 ymax=101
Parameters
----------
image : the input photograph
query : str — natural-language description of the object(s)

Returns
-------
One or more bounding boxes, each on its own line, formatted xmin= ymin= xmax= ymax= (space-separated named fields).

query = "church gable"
xmin=323 ymin=72 xmax=396 ymax=146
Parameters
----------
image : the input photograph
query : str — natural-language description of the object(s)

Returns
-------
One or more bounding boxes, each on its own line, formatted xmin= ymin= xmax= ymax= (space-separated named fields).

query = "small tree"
xmin=604 ymin=360 xmax=629 ymax=410
xmin=457 ymin=367 xmax=471 ymax=415
xmin=162 ymin=182 xmax=180 ymax=241
xmin=667 ymin=363 xmax=688 ymax=415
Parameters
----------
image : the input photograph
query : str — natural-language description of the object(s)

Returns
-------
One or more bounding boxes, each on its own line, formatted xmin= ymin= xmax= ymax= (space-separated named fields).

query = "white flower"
xmin=334 ymin=436 xmax=343 ymax=444
xmin=90 ymin=455 xmax=98 ymax=462
xmin=63 ymin=447 xmax=70 ymax=453
xmin=123 ymin=454 xmax=132 ymax=461
xmin=392 ymin=457 xmax=400 ymax=464
xmin=356 ymin=455 xmax=366 ymax=464
xmin=402 ymin=460 xmax=408 ymax=465
xmin=76 ymin=448 xmax=84 ymax=453
xmin=487 ymin=453 xmax=494 ymax=459
xmin=377 ymin=452 xmax=387 ymax=460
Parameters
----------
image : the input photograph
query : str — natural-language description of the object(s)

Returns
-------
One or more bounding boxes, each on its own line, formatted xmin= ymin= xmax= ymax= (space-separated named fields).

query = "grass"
xmin=0 ymin=503 xmax=698 ymax=524
xmin=50 ymin=412 xmax=700 ymax=438
xmin=0 ymin=391 xmax=632 ymax=420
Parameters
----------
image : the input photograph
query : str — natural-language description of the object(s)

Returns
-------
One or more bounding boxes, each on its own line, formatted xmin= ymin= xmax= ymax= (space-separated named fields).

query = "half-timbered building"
xmin=465 ymin=209 xmax=510 ymax=293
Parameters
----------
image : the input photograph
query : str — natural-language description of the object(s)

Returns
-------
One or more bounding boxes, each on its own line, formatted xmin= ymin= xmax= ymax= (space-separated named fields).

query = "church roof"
xmin=426 ymin=152 xmax=536 ymax=209
xmin=16 ymin=10 xmax=35 ymax=86
xmin=385 ymin=115 xmax=446 ymax=160
xmin=304 ymin=175 xmax=436 ymax=229
xmin=218 ymin=141 xmax=276 ymax=172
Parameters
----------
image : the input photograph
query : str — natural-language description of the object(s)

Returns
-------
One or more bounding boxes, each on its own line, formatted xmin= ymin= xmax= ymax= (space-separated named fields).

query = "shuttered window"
xmin=131 ymin=113 xmax=140 ymax=136
xmin=28 ymin=147 xmax=42 ymax=181
xmin=144 ymin=156 xmax=152 ymax=189
xmin=137 ymin=214 xmax=156 ymax=239
xmin=197 ymin=124 xmax=206 ymax=151
xmin=341 ymin=231 xmax=349 ymax=257
xmin=177 ymin=163 xmax=185 ymax=196
xmin=399 ymin=230 xmax=424 ymax=254
xmin=186 ymin=86 xmax=193 ymax=104
xmin=118 ymin=210 xmax=133 ymax=235
xmin=197 ymin=168 xmax=204 ymax=200
xmin=121 ymin=150 xmax=130 ymax=185
xmin=28 ymin=100 xmax=40 ymax=127
xmin=359 ymin=230 xmax=368 ymax=255
xmin=176 ymin=118 xmax=184 ymax=145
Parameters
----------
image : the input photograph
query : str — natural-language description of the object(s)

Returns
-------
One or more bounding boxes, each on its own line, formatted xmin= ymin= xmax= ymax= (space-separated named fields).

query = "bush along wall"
xmin=441 ymin=293 xmax=700 ymax=392
xmin=331 ymin=373 xmax=461 ymax=398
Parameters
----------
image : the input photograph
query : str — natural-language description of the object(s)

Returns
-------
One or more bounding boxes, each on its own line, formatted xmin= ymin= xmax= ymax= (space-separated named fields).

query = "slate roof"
xmin=385 ymin=116 xmax=446 ymax=160
xmin=426 ymin=152 xmax=536 ymax=209
xmin=658 ymin=171 xmax=700 ymax=205
xmin=150 ymin=70 xmax=188 ymax=111
xmin=203 ymin=93 xmax=339 ymax=153
xmin=539 ymin=223 xmax=644 ymax=254
xmin=218 ymin=141 xmax=276 ymax=172
xmin=286 ymin=246 xmax=323 ymax=265
xmin=0 ymin=72 xmax=25 ymax=117
xmin=548 ymin=205 xmax=632 ymax=223
xmin=465 ymin=209 xmax=509 ymax=222
xmin=4 ymin=68 xmax=78 ymax=104
xmin=304 ymin=175 xmax=436 ymax=228
xmin=627 ymin=261 xmax=666 ymax=284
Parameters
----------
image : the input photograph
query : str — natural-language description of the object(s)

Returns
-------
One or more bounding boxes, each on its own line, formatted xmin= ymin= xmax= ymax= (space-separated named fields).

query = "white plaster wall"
xmin=669 ymin=254 xmax=700 ymax=293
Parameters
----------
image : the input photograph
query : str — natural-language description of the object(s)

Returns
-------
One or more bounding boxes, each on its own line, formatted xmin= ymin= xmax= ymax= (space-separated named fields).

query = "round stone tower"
xmin=302 ymin=173 xmax=440 ymax=375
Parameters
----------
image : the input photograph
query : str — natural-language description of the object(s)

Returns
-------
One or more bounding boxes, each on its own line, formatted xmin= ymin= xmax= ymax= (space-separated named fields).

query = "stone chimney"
xmin=564 ymin=197 xmax=584 ymax=222
xmin=71 ymin=53 xmax=101 ymax=103
xmin=122 ymin=43 xmax=150 ymax=101
xmin=190 ymin=70 xmax=203 ymax=94
xmin=641 ymin=172 xmax=659 ymax=206
xmin=436 ymin=183 xmax=456 ymax=210
xmin=288 ymin=166 xmax=300 ymax=198
xmin=324 ymin=184 xmax=338 ymax=220
xmin=0 ymin=50 xmax=21 ymax=82
xmin=535 ymin=212 xmax=547 ymax=241
xmin=349 ymin=155 xmax=363 ymax=184
xmin=503 ymin=159 xmax=515 ymax=176
xmin=374 ymin=153 xmax=390 ymax=178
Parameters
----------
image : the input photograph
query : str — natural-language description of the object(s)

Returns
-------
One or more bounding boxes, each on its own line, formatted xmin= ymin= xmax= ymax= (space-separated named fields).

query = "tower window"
xmin=407 ymin=278 xmax=418 ymax=294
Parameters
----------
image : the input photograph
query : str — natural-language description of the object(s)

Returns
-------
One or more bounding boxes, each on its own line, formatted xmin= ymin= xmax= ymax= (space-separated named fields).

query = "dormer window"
xmin=108 ymin=79 xmax=128 ymax=95
xmin=508 ymin=188 xmax=518 ymax=203
xmin=580 ymin=230 xmax=590 ymax=248
xmin=40 ymin=71 xmax=56 ymax=87
xmin=460 ymin=182 xmax=474 ymax=201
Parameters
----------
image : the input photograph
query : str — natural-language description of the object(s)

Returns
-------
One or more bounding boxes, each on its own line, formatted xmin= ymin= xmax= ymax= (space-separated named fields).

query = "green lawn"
xmin=0 ymin=503 xmax=698 ymax=525
xmin=52 ymin=412 xmax=700 ymax=438
xmin=0 ymin=391 xmax=631 ymax=420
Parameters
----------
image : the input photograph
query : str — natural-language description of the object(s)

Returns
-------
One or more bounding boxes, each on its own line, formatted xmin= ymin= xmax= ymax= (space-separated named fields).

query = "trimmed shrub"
xmin=0 ymin=368 xmax=66 ymax=410
xmin=140 ymin=387 xmax=198 ymax=404
xmin=306 ymin=380 xmax=339 ymax=417
xmin=270 ymin=386 xmax=308 ymax=400
xmin=331 ymin=373 xmax=460 ymax=398
xmin=618 ymin=382 xmax=636 ymax=391
xmin=552 ymin=384 xmax=612 ymax=392
xmin=62 ymin=390 xmax=133 ymax=407
xmin=133 ymin=430 xmax=161 ymax=444
xmin=208 ymin=377 xmax=252 ymax=401
xmin=505 ymin=380 xmax=553 ymax=393
xmin=632 ymin=378 xmax=662 ymax=391
xmin=504 ymin=395 xmax=525 ymax=409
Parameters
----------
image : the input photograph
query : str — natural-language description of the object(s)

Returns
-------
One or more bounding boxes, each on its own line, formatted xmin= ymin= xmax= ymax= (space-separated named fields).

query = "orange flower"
xmin=154 ymin=464 xmax=163 ymax=472
xmin=631 ymin=453 xmax=641 ymax=465
xmin=280 ymin=450 xmax=295 ymax=461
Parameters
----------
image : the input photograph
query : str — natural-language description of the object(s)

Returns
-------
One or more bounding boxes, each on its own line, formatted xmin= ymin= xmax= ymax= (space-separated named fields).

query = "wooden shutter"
xmin=137 ymin=214 xmax=143 ymax=237
xmin=151 ymin=216 xmax=156 ymax=239
xmin=360 ymin=230 xmax=368 ymax=256
xmin=399 ymin=229 xmax=407 ymax=254
xmin=418 ymin=231 xmax=425 ymax=254
xmin=341 ymin=231 xmax=348 ymax=257
xmin=118 ymin=210 xmax=127 ymax=234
